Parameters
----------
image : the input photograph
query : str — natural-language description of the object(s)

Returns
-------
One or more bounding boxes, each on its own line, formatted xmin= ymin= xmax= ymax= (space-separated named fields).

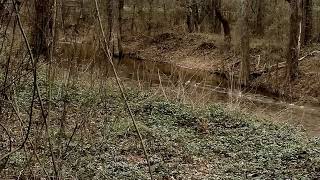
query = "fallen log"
xmin=252 ymin=50 xmax=320 ymax=77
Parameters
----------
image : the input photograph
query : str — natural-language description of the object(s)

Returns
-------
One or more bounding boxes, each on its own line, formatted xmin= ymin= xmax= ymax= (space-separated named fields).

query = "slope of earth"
xmin=2 ymin=79 xmax=320 ymax=179
xmin=124 ymin=32 xmax=230 ymax=71
xmin=123 ymin=32 xmax=320 ymax=104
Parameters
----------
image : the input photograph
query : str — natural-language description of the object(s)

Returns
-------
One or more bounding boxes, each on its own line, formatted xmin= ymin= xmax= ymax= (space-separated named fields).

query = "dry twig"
xmin=94 ymin=1 xmax=153 ymax=179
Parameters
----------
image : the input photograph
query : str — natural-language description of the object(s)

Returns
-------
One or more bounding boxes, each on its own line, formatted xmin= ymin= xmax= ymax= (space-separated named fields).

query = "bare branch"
xmin=93 ymin=0 xmax=153 ymax=179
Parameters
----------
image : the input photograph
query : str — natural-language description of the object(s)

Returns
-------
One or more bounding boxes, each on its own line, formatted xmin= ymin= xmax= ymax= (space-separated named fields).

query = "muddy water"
xmin=117 ymin=56 xmax=320 ymax=136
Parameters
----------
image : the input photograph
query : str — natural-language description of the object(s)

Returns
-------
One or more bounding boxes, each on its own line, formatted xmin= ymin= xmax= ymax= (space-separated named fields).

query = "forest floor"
xmin=2 ymin=32 xmax=320 ymax=179
xmin=123 ymin=32 xmax=320 ymax=105
xmin=2 ymin=76 xmax=320 ymax=179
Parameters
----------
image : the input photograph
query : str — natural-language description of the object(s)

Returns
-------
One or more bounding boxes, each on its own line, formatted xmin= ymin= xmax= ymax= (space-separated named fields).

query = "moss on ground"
xmin=3 ymin=82 xmax=320 ymax=179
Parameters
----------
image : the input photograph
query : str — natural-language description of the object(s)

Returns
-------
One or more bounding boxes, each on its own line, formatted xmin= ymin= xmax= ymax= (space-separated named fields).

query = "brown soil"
xmin=124 ymin=32 xmax=229 ymax=71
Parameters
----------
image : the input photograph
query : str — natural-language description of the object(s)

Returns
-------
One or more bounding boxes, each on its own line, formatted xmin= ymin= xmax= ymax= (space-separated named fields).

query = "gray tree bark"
xmin=286 ymin=0 xmax=302 ymax=81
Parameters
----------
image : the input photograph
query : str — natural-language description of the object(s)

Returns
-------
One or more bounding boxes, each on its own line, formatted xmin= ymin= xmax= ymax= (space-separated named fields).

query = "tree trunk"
xmin=240 ymin=0 xmax=251 ymax=85
xmin=0 ymin=0 xmax=9 ymax=19
xmin=147 ymin=0 xmax=154 ymax=36
xmin=286 ymin=0 xmax=302 ymax=81
xmin=79 ymin=0 xmax=85 ymax=22
xmin=215 ymin=8 xmax=231 ymax=44
xmin=31 ymin=0 xmax=53 ymax=58
xmin=191 ymin=0 xmax=199 ymax=32
xmin=60 ymin=0 xmax=67 ymax=35
xmin=255 ymin=0 xmax=265 ymax=36
xmin=131 ymin=1 xmax=136 ymax=34
xmin=186 ymin=0 xmax=194 ymax=32
xmin=304 ymin=0 xmax=313 ymax=44
xmin=208 ymin=0 xmax=214 ymax=32
xmin=118 ymin=0 xmax=124 ymax=60
xmin=213 ymin=0 xmax=221 ymax=34
xmin=301 ymin=0 xmax=306 ymax=44
xmin=137 ymin=0 xmax=144 ymax=32
xmin=106 ymin=0 xmax=114 ymax=45
xmin=163 ymin=1 xmax=167 ymax=22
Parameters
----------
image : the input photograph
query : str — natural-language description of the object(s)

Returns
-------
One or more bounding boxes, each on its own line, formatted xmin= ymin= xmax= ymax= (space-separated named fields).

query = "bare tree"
xmin=106 ymin=0 xmax=114 ymax=44
xmin=211 ymin=0 xmax=221 ymax=34
xmin=191 ymin=0 xmax=199 ymax=32
xmin=118 ymin=0 xmax=124 ymax=59
xmin=255 ymin=0 xmax=265 ymax=36
xmin=186 ymin=0 xmax=194 ymax=32
xmin=301 ymin=0 xmax=313 ymax=44
xmin=31 ymin=0 xmax=53 ymax=58
xmin=147 ymin=0 xmax=154 ymax=35
xmin=163 ymin=0 xmax=167 ymax=22
xmin=214 ymin=4 xmax=231 ymax=45
xmin=130 ymin=0 xmax=137 ymax=34
xmin=137 ymin=0 xmax=145 ymax=32
xmin=240 ymin=0 xmax=251 ymax=85
xmin=286 ymin=0 xmax=302 ymax=81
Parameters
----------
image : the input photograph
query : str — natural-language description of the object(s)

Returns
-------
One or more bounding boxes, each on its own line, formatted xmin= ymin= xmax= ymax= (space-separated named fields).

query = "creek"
xmin=116 ymin=56 xmax=320 ymax=136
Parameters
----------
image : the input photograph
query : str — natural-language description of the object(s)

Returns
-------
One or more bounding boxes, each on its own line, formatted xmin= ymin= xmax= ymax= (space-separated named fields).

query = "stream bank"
xmin=116 ymin=36 xmax=320 ymax=136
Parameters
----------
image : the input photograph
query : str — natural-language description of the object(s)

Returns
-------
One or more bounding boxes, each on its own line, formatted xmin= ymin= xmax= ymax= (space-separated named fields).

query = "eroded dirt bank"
xmin=123 ymin=32 xmax=320 ymax=105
